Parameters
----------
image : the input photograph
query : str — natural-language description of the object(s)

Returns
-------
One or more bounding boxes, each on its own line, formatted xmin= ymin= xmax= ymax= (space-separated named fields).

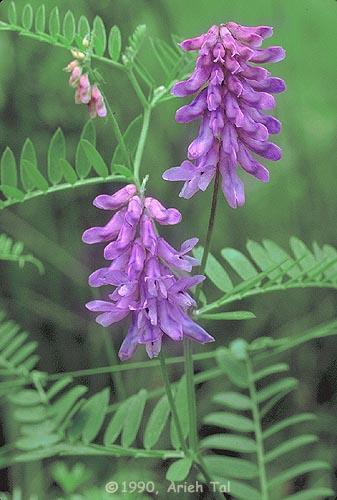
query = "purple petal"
xmin=250 ymin=46 xmax=286 ymax=64
xmin=145 ymin=197 xmax=182 ymax=225
xmin=182 ymin=315 xmax=215 ymax=343
xmin=93 ymin=184 xmax=137 ymax=210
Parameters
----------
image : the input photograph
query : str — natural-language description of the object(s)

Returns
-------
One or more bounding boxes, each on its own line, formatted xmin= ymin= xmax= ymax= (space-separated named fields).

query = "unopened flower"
xmin=163 ymin=23 xmax=286 ymax=208
xmin=82 ymin=184 xmax=214 ymax=360
xmin=66 ymin=60 xmax=107 ymax=119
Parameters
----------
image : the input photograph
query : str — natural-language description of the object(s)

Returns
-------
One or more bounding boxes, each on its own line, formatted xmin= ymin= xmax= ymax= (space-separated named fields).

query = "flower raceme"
xmin=66 ymin=59 xmax=107 ymax=119
xmin=82 ymin=184 xmax=214 ymax=360
xmin=163 ymin=22 xmax=286 ymax=208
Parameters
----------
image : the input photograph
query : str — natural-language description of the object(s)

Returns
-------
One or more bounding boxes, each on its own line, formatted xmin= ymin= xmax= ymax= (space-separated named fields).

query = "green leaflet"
xmin=166 ymin=457 xmax=192 ymax=482
xmin=143 ymin=395 xmax=170 ymax=449
xmin=108 ymin=26 xmax=122 ymax=62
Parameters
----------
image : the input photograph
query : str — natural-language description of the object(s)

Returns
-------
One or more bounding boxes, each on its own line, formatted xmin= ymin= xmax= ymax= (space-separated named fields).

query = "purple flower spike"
xmin=83 ymin=184 xmax=214 ymax=361
xmin=164 ymin=22 xmax=286 ymax=207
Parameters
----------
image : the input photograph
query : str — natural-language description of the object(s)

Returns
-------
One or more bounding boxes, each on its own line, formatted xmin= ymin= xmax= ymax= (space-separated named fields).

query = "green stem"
xmin=127 ymin=69 xmax=149 ymax=109
xmin=133 ymin=106 xmax=152 ymax=188
xmin=196 ymin=167 xmax=220 ymax=302
xmin=158 ymin=349 xmax=189 ymax=455
xmin=98 ymin=86 xmax=132 ymax=170
xmin=184 ymin=339 xmax=198 ymax=453
xmin=102 ymin=329 xmax=127 ymax=401
xmin=246 ymin=354 xmax=269 ymax=500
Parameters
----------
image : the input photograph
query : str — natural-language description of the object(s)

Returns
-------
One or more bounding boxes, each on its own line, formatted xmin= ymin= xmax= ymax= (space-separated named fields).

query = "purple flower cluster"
xmin=163 ymin=22 xmax=286 ymax=208
xmin=82 ymin=184 xmax=214 ymax=360
xmin=66 ymin=59 xmax=107 ymax=119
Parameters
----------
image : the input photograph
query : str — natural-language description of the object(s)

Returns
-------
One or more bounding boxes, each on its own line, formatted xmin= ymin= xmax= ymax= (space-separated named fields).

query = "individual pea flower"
xmin=163 ymin=22 xmax=286 ymax=208
xmin=82 ymin=184 xmax=214 ymax=360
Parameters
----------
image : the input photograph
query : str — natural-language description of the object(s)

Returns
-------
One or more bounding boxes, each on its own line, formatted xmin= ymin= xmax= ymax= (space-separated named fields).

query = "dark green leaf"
xmin=14 ymin=406 xmax=47 ymax=423
xmin=81 ymin=388 xmax=110 ymax=444
xmin=253 ymin=363 xmax=289 ymax=382
xmin=269 ymin=461 xmax=330 ymax=488
xmin=22 ymin=161 xmax=48 ymax=192
xmin=200 ymin=434 xmax=256 ymax=453
xmin=8 ymin=2 xmax=17 ymax=25
xmin=49 ymin=7 xmax=60 ymax=38
xmin=35 ymin=4 xmax=46 ymax=33
xmin=203 ymin=456 xmax=258 ymax=480
xmin=22 ymin=4 xmax=33 ymax=30
xmin=8 ymin=390 xmax=41 ymax=406
xmin=228 ymin=480 xmax=260 ymax=500
xmin=1 ymin=147 xmax=17 ymax=186
xmin=263 ymin=413 xmax=316 ymax=440
xmin=257 ymin=377 xmax=298 ymax=403
xmin=78 ymin=16 xmax=90 ymax=40
xmin=46 ymin=377 xmax=73 ymax=400
xmin=290 ymin=237 xmax=317 ymax=273
xmin=0 ymin=185 xmax=24 ymax=201
xmin=103 ymin=400 xmax=129 ymax=445
xmin=121 ymin=389 xmax=147 ymax=447
xmin=51 ymin=386 xmax=88 ymax=426
xmin=108 ymin=26 xmax=122 ymax=61
xmin=170 ymin=376 xmax=188 ymax=449
xmin=20 ymin=138 xmax=37 ymax=191
xmin=76 ymin=120 xmax=96 ymax=178
xmin=111 ymin=164 xmax=132 ymax=178
xmin=81 ymin=140 xmax=108 ymax=178
xmin=16 ymin=433 xmax=61 ymax=451
xmin=143 ymin=395 xmax=170 ymax=449
xmin=213 ymin=392 xmax=251 ymax=411
xmin=263 ymin=239 xmax=301 ymax=278
xmin=193 ymin=247 xmax=233 ymax=293
xmin=216 ymin=348 xmax=248 ymax=388
xmin=221 ymin=247 xmax=258 ymax=280
xmin=265 ymin=434 xmax=317 ymax=463
xmin=48 ymin=128 xmax=66 ymax=184
xmin=93 ymin=16 xmax=106 ymax=56
xmin=63 ymin=10 xmax=75 ymax=44
xmin=203 ymin=412 xmax=254 ymax=433
xmin=60 ymin=159 xmax=77 ymax=185
xmin=111 ymin=115 xmax=142 ymax=168
xmin=166 ymin=458 xmax=192 ymax=482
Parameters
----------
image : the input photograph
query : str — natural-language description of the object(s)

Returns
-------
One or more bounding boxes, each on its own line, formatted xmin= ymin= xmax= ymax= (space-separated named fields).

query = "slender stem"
xmin=196 ymin=167 xmax=220 ymax=302
xmin=184 ymin=339 xmax=198 ymax=452
xmin=133 ymin=106 xmax=152 ymax=188
xmin=200 ymin=167 xmax=220 ymax=276
xmin=98 ymin=86 xmax=132 ymax=170
xmin=158 ymin=349 xmax=189 ymax=455
xmin=127 ymin=69 xmax=149 ymax=109
xmin=246 ymin=354 xmax=269 ymax=500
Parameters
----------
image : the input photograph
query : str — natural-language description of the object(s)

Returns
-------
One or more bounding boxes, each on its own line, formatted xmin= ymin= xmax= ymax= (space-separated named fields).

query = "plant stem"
xmin=98 ymin=86 xmax=131 ymax=170
xmin=196 ymin=167 xmax=220 ymax=302
xmin=158 ymin=349 xmax=189 ymax=455
xmin=184 ymin=339 xmax=198 ymax=452
xmin=246 ymin=354 xmax=269 ymax=500
xmin=127 ymin=69 xmax=149 ymax=109
xmin=133 ymin=106 xmax=152 ymax=188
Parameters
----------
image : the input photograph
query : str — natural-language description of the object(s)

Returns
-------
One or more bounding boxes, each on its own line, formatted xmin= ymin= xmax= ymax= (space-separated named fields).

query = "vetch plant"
xmin=0 ymin=3 xmax=336 ymax=500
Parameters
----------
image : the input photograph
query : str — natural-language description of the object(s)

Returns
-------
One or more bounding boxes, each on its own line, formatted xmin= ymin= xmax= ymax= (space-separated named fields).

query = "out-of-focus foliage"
xmin=0 ymin=0 xmax=336 ymax=498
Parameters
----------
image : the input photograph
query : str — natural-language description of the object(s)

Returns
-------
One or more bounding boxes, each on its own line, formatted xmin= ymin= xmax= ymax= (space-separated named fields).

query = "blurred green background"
xmin=0 ymin=0 xmax=336 ymax=498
